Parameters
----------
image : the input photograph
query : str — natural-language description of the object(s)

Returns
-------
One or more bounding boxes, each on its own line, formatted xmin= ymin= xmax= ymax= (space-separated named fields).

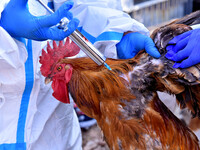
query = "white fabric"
xmin=0 ymin=0 xmax=149 ymax=149
xmin=0 ymin=27 xmax=26 ymax=144
xmin=121 ymin=0 xmax=134 ymax=12
xmin=191 ymin=24 xmax=200 ymax=29
xmin=0 ymin=0 xmax=81 ymax=150
xmin=0 ymin=0 xmax=9 ymax=18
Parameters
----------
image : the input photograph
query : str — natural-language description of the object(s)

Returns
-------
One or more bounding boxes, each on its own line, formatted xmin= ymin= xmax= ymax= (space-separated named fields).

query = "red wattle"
xmin=51 ymin=79 xmax=70 ymax=103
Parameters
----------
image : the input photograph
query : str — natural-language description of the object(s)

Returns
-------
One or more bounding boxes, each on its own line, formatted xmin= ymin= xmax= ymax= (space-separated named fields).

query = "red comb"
xmin=39 ymin=38 xmax=80 ymax=77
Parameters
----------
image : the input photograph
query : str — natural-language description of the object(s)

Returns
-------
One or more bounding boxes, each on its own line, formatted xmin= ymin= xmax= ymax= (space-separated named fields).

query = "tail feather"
xmin=170 ymin=10 xmax=200 ymax=26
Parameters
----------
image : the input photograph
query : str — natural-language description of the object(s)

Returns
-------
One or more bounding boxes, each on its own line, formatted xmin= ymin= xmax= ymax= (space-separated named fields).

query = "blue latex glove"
xmin=166 ymin=29 xmax=200 ymax=68
xmin=0 ymin=0 xmax=79 ymax=41
xmin=116 ymin=32 xmax=160 ymax=59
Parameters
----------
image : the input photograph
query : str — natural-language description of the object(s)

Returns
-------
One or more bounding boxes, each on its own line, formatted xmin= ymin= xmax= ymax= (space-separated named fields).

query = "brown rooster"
xmin=39 ymin=11 xmax=200 ymax=149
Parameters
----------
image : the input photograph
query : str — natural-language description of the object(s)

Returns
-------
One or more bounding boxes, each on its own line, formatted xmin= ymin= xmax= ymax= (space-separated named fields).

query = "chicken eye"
xmin=57 ymin=66 xmax=62 ymax=71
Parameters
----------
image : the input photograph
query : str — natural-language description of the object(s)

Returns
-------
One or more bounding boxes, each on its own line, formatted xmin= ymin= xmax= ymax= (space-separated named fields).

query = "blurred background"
xmin=121 ymin=0 xmax=199 ymax=28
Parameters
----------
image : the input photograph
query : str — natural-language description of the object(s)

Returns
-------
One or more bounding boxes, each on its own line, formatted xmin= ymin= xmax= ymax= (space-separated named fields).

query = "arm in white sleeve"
xmin=0 ymin=0 xmax=30 ymax=70
xmin=50 ymin=0 xmax=149 ymax=58
xmin=70 ymin=0 xmax=149 ymax=58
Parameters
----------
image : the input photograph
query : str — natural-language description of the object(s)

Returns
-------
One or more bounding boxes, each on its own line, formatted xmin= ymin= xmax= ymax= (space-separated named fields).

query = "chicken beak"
xmin=45 ymin=77 xmax=52 ymax=84
xmin=65 ymin=65 xmax=70 ymax=70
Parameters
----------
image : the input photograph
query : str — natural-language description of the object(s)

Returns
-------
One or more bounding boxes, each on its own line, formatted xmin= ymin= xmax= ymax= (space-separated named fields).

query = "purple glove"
xmin=166 ymin=29 xmax=200 ymax=68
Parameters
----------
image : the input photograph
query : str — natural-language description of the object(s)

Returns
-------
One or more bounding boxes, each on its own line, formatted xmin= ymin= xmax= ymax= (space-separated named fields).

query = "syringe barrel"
xmin=69 ymin=30 xmax=106 ymax=66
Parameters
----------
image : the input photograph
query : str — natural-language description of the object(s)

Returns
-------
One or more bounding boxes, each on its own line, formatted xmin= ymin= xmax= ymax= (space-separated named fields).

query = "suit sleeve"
xmin=70 ymin=0 xmax=149 ymax=58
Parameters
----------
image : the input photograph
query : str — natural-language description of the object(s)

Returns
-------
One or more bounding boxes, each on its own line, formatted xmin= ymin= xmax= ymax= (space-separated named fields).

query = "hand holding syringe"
xmin=37 ymin=0 xmax=111 ymax=70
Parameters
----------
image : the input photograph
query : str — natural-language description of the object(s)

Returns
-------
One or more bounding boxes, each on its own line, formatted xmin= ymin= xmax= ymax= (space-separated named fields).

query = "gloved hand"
xmin=0 ymin=0 xmax=79 ymax=41
xmin=166 ymin=29 xmax=200 ymax=68
xmin=116 ymin=32 xmax=160 ymax=59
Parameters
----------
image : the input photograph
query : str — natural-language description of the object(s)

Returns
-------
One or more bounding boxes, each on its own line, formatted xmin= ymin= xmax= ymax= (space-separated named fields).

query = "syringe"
xmin=36 ymin=0 xmax=111 ymax=70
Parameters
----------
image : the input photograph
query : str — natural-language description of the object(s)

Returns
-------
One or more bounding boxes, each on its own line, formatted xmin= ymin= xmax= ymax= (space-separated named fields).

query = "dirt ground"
xmin=82 ymin=124 xmax=109 ymax=150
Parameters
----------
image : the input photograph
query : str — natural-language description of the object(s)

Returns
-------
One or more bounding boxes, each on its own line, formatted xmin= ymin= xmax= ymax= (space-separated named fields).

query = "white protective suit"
xmin=0 ymin=0 xmax=149 ymax=149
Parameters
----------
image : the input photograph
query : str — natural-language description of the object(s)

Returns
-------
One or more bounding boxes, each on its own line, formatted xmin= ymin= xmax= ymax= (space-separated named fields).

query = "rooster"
xmin=39 ymin=11 xmax=200 ymax=149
